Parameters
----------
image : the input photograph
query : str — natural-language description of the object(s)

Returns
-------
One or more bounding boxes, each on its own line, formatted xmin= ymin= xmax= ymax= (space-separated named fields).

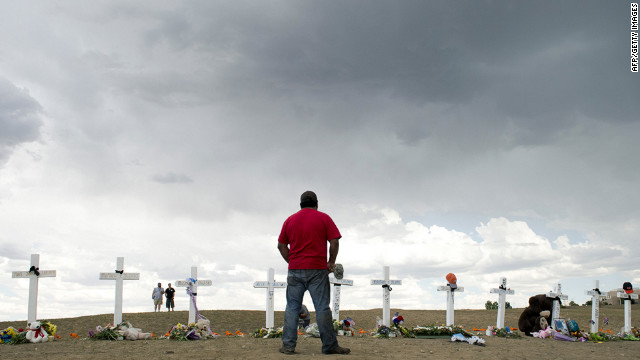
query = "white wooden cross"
xmin=175 ymin=266 xmax=213 ymax=324
xmin=438 ymin=280 xmax=464 ymax=326
xmin=370 ymin=266 xmax=402 ymax=327
xmin=546 ymin=283 xmax=568 ymax=329
xmin=617 ymin=289 xmax=639 ymax=333
xmin=584 ymin=280 xmax=610 ymax=333
xmin=330 ymin=275 xmax=353 ymax=321
xmin=11 ymin=254 xmax=56 ymax=324
xmin=489 ymin=277 xmax=515 ymax=329
xmin=99 ymin=257 xmax=140 ymax=325
xmin=253 ymin=268 xmax=286 ymax=328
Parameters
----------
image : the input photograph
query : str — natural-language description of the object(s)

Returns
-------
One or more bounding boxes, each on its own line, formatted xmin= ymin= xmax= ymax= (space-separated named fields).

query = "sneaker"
xmin=324 ymin=346 xmax=350 ymax=355
xmin=334 ymin=264 xmax=344 ymax=280
xmin=279 ymin=347 xmax=295 ymax=355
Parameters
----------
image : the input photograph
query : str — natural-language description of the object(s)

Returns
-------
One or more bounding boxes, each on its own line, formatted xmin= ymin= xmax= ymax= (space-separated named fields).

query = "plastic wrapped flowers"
xmin=39 ymin=320 xmax=58 ymax=339
xmin=330 ymin=318 xmax=356 ymax=336
xmin=0 ymin=327 xmax=24 ymax=344
xmin=89 ymin=323 xmax=124 ymax=341
xmin=305 ymin=323 xmax=321 ymax=338
xmin=451 ymin=333 xmax=486 ymax=346
xmin=168 ymin=323 xmax=199 ymax=341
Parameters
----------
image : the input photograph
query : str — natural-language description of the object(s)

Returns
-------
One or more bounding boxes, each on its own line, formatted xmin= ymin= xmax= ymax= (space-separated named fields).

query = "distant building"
xmin=604 ymin=289 xmax=639 ymax=305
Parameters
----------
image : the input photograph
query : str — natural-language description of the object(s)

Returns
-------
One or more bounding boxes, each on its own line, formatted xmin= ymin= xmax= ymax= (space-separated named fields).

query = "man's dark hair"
xmin=300 ymin=190 xmax=318 ymax=208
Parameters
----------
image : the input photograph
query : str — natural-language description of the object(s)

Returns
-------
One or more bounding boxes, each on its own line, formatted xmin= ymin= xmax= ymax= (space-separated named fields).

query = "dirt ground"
xmin=1 ymin=306 xmax=638 ymax=359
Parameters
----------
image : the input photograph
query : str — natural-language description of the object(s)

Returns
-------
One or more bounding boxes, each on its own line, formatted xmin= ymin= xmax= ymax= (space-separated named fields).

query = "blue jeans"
xmin=282 ymin=269 xmax=339 ymax=353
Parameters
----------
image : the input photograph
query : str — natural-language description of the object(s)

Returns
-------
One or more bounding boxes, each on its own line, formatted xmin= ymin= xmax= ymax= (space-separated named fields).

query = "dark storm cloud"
xmin=0 ymin=78 xmax=43 ymax=165
xmin=107 ymin=0 xmax=637 ymax=150
xmin=7 ymin=0 xmax=632 ymax=234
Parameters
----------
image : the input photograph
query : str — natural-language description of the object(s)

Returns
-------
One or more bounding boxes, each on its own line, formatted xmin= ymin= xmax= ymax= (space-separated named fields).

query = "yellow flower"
xmin=1 ymin=327 xmax=18 ymax=343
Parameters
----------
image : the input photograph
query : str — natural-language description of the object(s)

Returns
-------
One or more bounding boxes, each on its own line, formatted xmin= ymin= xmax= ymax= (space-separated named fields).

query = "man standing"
xmin=165 ymin=283 xmax=176 ymax=311
xmin=277 ymin=191 xmax=350 ymax=355
xmin=152 ymin=283 xmax=164 ymax=312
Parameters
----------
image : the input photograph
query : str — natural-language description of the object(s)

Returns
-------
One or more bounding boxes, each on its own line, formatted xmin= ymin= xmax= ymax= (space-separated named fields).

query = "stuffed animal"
xmin=118 ymin=323 xmax=151 ymax=340
xmin=532 ymin=310 xmax=550 ymax=333
xmin=518 ymin=294 xmax=555 ymax=336
xmin=197 ymin=319 xmax=211 ymax=333
xmin=25 ymin=321 xmax=49 ymax=343
xmin=533 ymin=326 xmax=554 ymax=338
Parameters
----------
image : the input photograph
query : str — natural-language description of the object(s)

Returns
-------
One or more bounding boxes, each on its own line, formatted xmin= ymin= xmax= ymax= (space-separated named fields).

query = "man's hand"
xmin=327 ymin=261 xmax=336 ymax=273
xmin=277 ymin=242 xmax=290 ymax=263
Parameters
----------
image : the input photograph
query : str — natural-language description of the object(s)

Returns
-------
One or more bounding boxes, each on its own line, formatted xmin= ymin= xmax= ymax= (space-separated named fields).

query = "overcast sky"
xmin=1 ymin=1 xmax=638 ymax=322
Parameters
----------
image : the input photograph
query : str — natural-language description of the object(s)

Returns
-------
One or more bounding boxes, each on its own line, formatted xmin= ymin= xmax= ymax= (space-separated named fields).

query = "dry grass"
xmin=1 ymin=305 xmax=637 ymax=359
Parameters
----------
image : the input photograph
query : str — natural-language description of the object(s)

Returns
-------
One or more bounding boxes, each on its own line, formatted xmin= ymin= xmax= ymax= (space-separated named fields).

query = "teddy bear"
xmin=117 ymin=323 xmax=151 ymax=340
xmin=518 ymin=294 xmax=555 ymax=336
xmin=196 ymin=318 xmax=214 ymax=338
xmin=532 ymin=311 xmax=550 ymax=332
xmin=25 ymin=321 xmax=49 ymax=343
xmin=197 ymin=318 xmax=211 ymax=332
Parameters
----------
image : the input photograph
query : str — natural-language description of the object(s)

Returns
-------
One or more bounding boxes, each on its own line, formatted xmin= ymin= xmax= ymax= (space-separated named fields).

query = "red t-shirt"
xmin=278 ymin=208 xmax=342 ymax=270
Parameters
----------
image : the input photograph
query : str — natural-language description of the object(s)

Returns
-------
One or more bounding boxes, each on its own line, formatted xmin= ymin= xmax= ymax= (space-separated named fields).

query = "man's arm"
xmin=327 ymin=238 xmax=339 ymax=272
xmin=278 ymin=242 xmax=290 ymax=263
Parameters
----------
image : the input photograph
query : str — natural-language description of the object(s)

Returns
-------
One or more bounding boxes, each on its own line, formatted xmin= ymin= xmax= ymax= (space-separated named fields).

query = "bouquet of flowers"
xmin=89 ymin=323 xmax=122 ymax=341
xmin=392 ymin=323 xmax=415 ymax=338
xmin=390 ymin=313 xmax=414 ymax=338
xmin=0 ymin=327 xmax=26 ymax=344
xmin=40 ymin=320 xmax=58 ymax=339
xmin=167 ymin=323 xmax=212 ymax=341
xmin=371 ymin=325 xmax=392 ymax=338
xmin=412 ymin=325 xmax=472 ymax=337
xmin=251 ymin=327 xmax=283 ymax=338
xmin=341 ymin=317 xmax=355 ymax=332
xmin=492 ymin=327 xmax=522 ymax=338
xmin=305 ymin=323 xmax=321 ymax=338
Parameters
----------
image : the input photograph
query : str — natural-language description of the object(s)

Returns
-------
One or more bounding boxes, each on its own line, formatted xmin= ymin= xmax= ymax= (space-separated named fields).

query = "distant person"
xmin=152 ymin=283 xmax=164 ymax=312
xmin=277 ymin=191 xmax=350 ymax=355
xmin=165 ymin=283 xmax=176 ymax=311
xmin=298 ymin=304 xmax=310 ymax=329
